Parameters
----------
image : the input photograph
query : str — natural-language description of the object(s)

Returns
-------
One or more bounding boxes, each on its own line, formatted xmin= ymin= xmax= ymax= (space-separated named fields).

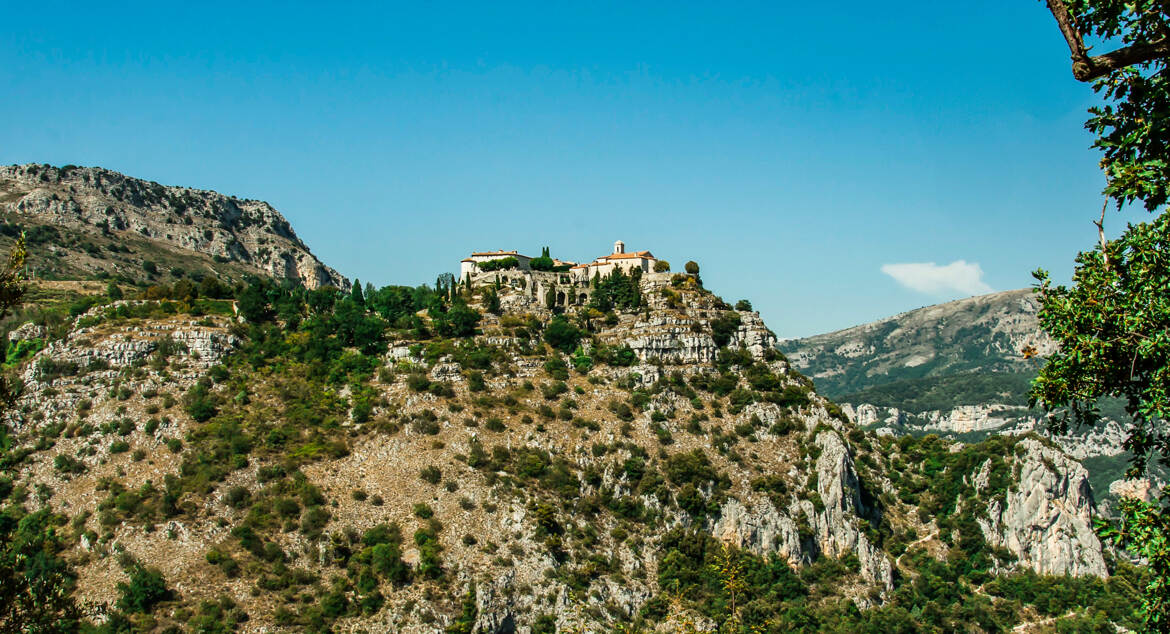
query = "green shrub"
xmin=420 ymin=466 xmax=442 ymax=484
xmin=116 ymin=564 xmax=171 ymax=613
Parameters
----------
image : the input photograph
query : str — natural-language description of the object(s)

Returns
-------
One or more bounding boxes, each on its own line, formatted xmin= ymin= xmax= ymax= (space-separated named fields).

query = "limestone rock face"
xmin=10 ymin=306 xmax=239 ymax=434
xmin=0 ymin=164 xmax=346 ymax=289
xmin=711 ymin=429 xmax=893 ymax=592
xmin=977 ymin=438 xmax=1107 ymax=577
xmin=807 ymin=431 xmax=893 ymax=589
xmin=712 ymin=498 xmax=803 ymax=564
xmin=8 ymin=321 xmax=46 ymax=342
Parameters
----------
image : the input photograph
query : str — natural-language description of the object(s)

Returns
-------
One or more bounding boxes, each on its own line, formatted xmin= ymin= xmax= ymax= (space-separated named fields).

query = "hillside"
xmin=0 ymin=164 xmax=347 ymax=289
xmin=0 ymin=257 xmax=1143 ymax=632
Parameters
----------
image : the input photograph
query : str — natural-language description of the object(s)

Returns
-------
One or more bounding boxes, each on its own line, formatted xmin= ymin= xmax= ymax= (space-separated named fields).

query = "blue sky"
xmin=0 ymin=2 xmax=1147 ymax=337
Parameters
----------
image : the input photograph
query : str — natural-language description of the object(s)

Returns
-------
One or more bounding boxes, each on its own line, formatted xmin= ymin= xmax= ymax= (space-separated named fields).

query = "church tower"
xmin=613 ymin=240 xmax=625 ymax=255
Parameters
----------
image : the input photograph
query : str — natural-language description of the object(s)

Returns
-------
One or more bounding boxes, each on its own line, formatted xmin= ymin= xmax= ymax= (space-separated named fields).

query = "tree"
xmin=1033 ymin=2 xmax=1170 ymax=627
xmin=654 ymin=260 xmax=671 ymax=272
xmin=484 ymin=289 xmax=501 ymax=315
xmin=735 ymin=299 xmax=752 ymax=312
xmin=106 ymin=282 xmax=123 ymax=301
xmin=351 ymin=278 xmax=365 ymax=305
xmin=0 ymin=239 xmax=81 ymax=632
xmin=544 ymin=316 xmax=583 ymax=354
xmin=685 ymin=261 xmax=700 ymax=275
xmin=530 ymin=247 xmax=554 ymax=272
xmin=0 ymin=509 xmax=80 ymax=632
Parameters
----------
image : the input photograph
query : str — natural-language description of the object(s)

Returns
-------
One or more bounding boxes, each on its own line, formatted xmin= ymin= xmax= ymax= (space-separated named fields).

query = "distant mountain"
xmin=0 ymin=163 xmax=347 ymax=289
xmin=779 ymin=289 xmax=1051 ymax=399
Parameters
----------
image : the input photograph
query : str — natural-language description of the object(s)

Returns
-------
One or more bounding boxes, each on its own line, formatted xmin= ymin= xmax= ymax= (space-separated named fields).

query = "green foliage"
xmin=116 ymin=564 xmax=171 ymax=613
xmin=1031 ymin=6 xmax=1170 ymax=625
xmin=0 ymin=507 xmax=81 ymax=632
xmin=477 ymin=256 xmax=518 ymax=272
xmin=414 ymin=522 xmax=444 ymax=579
xmin=431 ymin=300 xmax=481 ymax=338
xmin=544 ymin=316 xmax=583 ymax=354
xmin=530 ymin=246 xmax=557 ymax=272
xmin=445 ymin=585 xmax=478 ymax=634
xmin=588 ymin=268 xmax=642 ymax=312
xmin=420 ymin=466 xmax=442 ymax=484
xmin=1032 ymin=211 xmax=1170 ymax=472
xmin=1100 ymin=493 xmax=1170 ymax=627
xmin=841 ymin=371 xmax=1035 ymax=414
xmin=710 ymin=312 xmax=741 ymax=348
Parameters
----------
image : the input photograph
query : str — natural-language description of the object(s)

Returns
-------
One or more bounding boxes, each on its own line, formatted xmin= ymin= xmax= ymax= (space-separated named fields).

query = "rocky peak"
xmin=0 ymin=163 xmax=347 ymax=289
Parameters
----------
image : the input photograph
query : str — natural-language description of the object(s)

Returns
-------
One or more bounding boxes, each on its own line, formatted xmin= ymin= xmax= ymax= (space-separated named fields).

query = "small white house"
xmin=459 ymin=250 xmax=532 ymax=278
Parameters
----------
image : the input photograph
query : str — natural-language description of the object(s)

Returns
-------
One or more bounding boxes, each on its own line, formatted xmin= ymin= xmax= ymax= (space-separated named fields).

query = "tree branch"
xmin=1094 ymin=199 xmax=1110 ymax=269
xmin=1043 ymin=0 xmax=1170 ymax=82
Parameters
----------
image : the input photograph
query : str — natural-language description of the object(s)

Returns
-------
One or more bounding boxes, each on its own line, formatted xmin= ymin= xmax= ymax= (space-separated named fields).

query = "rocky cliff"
xmin=0 ymin=163 xmax=346 ymax=289
xmin=976 ymin=439 xmax=1107 ymax=577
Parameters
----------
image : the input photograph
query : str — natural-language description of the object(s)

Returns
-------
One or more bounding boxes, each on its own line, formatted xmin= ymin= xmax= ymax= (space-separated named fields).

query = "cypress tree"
xmin=351 ymin=279 xmax=365 ymax=305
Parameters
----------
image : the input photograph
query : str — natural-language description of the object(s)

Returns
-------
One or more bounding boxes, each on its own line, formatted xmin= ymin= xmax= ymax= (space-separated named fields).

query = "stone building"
xmin=457 ymin=241 xmax=658 ymax=309
xmin=459 ymin=250 xmax=532 ymax=278
xmin=570 ymin=240 xmax=657 ymax=280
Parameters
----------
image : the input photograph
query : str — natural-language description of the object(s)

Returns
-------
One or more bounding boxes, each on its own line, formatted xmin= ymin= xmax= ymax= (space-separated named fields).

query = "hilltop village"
xmin=459 ymin=240 xmax=669 ymax=308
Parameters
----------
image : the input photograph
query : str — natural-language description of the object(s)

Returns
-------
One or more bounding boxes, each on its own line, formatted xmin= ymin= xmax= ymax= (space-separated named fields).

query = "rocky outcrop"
xmin=807 ymin=431 xmax=893 ymax=589
xmin=0 ymin=163 xmax=346 ymax=289
xmin=8 ymin=321 xmax=45 ymax=342
xmin=843 ymin=401 xmax=1129 ymax=461
xmin=977 ymin=438 xmax=1107 ymax=577
xmin=625 ymin=315 xmax=719 ymax=365
xmin=713 ymin=498 xmax=804 ymax=564
xmin=712 ymin=429 xmax=893 ymax=593
xmin=9 ymin=305 xmax=238 ymax=434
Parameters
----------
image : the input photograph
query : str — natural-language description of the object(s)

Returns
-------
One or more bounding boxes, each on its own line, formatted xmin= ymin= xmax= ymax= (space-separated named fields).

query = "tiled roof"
xmin=468 ymin=250 xmax=528 ymax=257
xmin=599 ymin=250 xmax=654 ymax=260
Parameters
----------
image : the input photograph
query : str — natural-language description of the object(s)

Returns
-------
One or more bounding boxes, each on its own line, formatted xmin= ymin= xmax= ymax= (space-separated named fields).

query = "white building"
xmin=459 ymin=250 xmax=532 ymax=278
xmin=571 ymin=240 xmax=657 ymax=279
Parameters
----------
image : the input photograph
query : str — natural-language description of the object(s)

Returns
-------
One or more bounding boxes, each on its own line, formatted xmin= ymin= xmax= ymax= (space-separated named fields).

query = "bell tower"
xmin=613 ymin=240 xmax=625 ymax=255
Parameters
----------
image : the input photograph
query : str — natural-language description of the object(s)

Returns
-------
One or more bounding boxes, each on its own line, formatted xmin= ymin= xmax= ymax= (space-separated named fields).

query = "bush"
xmin=710 ymin=312 xmax=742 ymax=348
xmin=406 ymin=373 xmax=431 ymax=393
xmin=420 ymin=466 xmax=442 ymax=484
xmin=735 ymin=299 xmax=753 ymax=311
xmin=225 ymin=486 xmax=251 ymax=509
xmin=116 ymin=564 xmax=171 ymax=613
xmin=184 ymin=382 xmax=218 ymax=422
xmin=544 ymin=317 xmax=583 ymax=354
xmin=608 ymin=400 xmax=634 ymax=422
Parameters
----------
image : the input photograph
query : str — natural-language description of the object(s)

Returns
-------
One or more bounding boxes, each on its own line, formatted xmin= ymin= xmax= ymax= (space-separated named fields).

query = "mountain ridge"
xmin=0 ymin=163 xmax=347 ymax=290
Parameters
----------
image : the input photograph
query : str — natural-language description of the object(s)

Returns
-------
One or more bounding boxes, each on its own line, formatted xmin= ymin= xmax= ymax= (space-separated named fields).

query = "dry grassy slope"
xmin=0 ymin=163 xmax=347 ymax=289
xmin=4 ymin=276 xmax=1112 ymax=632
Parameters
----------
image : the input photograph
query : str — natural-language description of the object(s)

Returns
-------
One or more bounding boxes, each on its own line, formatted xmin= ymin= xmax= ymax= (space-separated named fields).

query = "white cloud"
xmin=880 ymin=260 xmax=994 ymax=296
